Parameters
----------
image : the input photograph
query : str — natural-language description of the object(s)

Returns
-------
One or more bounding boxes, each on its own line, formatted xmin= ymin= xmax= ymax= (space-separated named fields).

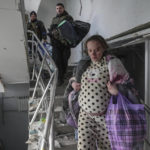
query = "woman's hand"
xmin=72 ymin=82 xmax=81 ymax=92
xmin=107 ymin=81 xmax=118 ymax=95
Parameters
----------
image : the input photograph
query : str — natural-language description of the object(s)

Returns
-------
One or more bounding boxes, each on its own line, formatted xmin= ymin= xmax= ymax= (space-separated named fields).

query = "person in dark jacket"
xmin=27 ymin=11 xmax=47 ymax=42
xmin=49 ymin=3 xmax=73 ymax=86
xmin=27 ymin=11 xmax=47 ymax=61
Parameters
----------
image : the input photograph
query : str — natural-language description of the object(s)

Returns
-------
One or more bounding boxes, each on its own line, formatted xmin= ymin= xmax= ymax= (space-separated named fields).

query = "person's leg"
xmin=52 ymin=46 xmax=64 ymax=85
xmin=62 ymin=46 xmax=71 ymax=76
xmin=92 ymin=116 xmax=111 ymax=150
xmin=78 ymin=109 xmax=97 ymax=150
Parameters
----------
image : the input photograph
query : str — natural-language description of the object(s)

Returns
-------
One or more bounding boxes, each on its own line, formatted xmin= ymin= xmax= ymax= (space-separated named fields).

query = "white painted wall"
xmin=0 ymin=0 xmax=29 ymax=84
xmin=64 ymin=0 xmax=150 ymax=63
xmin=65 ymin=0 xmax=150 ymax=38
xmin=24 ymin=0 xmax=41 ymax=13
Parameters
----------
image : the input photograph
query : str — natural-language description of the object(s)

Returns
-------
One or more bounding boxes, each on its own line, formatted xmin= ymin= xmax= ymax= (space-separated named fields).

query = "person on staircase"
xmin=27 ymin=11 xmax=47 ymax=61
xmin=49 ymin=3 xmax=73 ymax=86
xmin=27 ymin=11 xmax=47 ymax=42
xmin=65 ymin=34 xmax=141 ymax=150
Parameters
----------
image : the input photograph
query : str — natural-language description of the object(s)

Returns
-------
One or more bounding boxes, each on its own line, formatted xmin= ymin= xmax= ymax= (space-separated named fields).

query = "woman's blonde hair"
xmin=85 ymin=35 xmax=109 ymax=52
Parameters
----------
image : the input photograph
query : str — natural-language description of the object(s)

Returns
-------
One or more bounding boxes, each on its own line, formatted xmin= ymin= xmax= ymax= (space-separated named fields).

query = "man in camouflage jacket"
xmin=27 ymin=11 xmax=47 ymax=41
xmin=49 ymin=3 xmax=73 ymax=86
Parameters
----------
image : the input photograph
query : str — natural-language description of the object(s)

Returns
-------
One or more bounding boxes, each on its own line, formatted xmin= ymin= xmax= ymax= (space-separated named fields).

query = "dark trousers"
xmin=52 ymin=44 xmax=71 ymax=81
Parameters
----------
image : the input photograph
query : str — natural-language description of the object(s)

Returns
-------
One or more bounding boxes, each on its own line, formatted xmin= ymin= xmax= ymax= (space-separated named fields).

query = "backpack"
xmin=66 ymin=90 xmax=80 ymax=128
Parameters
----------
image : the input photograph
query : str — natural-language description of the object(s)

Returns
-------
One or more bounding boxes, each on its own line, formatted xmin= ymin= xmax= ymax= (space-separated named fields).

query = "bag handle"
xmin=111 ymin=92 xmax=132 ymax=105
xmin=109 ymin=94 xmax=118 ymax=105
xmin=109 ymin=92 xmax=122 ymax=105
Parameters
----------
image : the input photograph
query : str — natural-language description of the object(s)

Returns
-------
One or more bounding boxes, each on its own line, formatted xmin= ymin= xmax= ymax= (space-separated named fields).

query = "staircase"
xmin=27 ymin=30 xmax=57 ymax=150
xmin=54 ymin=67 xmax=77 ymax=150
xmin=27 ymin=30 xmax=77 ymax=150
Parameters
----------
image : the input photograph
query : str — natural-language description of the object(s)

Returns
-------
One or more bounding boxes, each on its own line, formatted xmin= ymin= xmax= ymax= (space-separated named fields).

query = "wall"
xmin=0 ymin=84 xmax=29 ymax=150
xmin=65 ymin=0 xmax=150 ymax=38
xmin=0 ymin=1 xmax=29 ymax=149
xmin=24 ymin=0 xmax=41 ymax=13
xmin=0 ymin=0 xmax=29 ymax=84
xmin=64 ymin=0 xmax=150 ymax=63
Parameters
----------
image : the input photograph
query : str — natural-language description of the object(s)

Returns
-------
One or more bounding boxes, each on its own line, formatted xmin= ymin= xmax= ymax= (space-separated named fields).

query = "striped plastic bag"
xmin=106 ymin=92 xmax=146 ymax=150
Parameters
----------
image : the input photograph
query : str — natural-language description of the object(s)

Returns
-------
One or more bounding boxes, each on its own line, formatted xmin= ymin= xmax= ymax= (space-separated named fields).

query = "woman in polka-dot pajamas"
xmin=69 ymin=35 xmax=127 ymax=150
xmin=77 ymin=54 xmax=112 ymax=150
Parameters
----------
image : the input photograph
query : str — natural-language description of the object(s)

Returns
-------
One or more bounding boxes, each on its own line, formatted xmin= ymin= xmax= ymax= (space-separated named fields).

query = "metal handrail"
xmin=139 ymin=98 xmax=150 ymax=114
xmin=27 ymin=30 xmax=58 ymax=150
xmin=106 ymin=21 xmax=150 ymax=41
xmin=139 ymin=98 xmax=150 ymax=148
xmin=29 ymin=73 xmax=54 ymax=126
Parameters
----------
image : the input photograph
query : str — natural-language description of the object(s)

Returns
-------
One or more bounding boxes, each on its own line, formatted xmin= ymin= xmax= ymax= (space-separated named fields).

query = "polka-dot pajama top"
xmin=78 ymin=56 xmax=111 ymax=150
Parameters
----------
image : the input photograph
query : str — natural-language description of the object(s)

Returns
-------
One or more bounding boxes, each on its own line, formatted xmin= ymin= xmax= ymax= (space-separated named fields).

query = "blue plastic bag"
xmin=43 ymin=43 xmax=52 ymax=56
xmin=39 ymin=43 xmax=52 ymax=56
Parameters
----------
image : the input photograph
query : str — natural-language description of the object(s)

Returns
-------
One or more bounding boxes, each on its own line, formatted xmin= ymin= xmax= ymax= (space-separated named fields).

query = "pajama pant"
xmin=78 ymin=109 xmax=111 ymax=150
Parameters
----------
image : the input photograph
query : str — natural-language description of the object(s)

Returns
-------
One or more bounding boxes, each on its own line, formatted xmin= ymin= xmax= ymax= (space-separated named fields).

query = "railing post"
xmin=144 ymin=39 xmax=150 ymax=150
xmin=31 ymin=34 xmax=34 ymax=59
xmin=49 ymin=115 xmax=54 ymax=150
xmin=31 ymin=55 xmax=46 ymax=100
xmin=40 ymin=71 xmax=57 ymax=150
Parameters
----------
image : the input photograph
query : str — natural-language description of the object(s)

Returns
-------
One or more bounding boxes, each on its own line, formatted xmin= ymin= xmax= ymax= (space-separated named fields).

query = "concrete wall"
xmin=24 ymin=0 xmax=41 ymax=13
xmin=64 ymin=0 xmax=150 ymax=63
xmin=0 ymin=0 xmax=29 ymax=84
xmin=0 ymin=1 xmax=29 ymax=149
xmin=0 ymin=84 xmax=29 ymax=150
xmin=65 ymin=0 xmax=150 ymax=38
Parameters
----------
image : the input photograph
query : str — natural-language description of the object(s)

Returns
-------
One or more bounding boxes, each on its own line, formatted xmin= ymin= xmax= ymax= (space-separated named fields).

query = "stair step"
xmin=55 ymin=96 xmax=65 ymax=100
xmin=29 ymin=87 xmax=41 ymax=91
xmin=29 ymin=88 xmax=43 ymax=97
xmin=30 ymin=80 xmax=36 ymax=87
xmin=55 ymin=134 xmax=77 ymax=149
xmin=54 ymin=96 xmax=65 ymax=108
xmin=29 ymin=110 xmax=46 ymax=115
xmin=55 ymin=144 xmax=77 ymax=150
xmin=28 ymin=143 xmax=38 ymax=150
xmin=54 ymin=106 xmax=63 ymax=112
xmin=55 ymin=123 xmax=74 ymax=135
xmin=55 ymin=87 xmax=66 ymax=95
